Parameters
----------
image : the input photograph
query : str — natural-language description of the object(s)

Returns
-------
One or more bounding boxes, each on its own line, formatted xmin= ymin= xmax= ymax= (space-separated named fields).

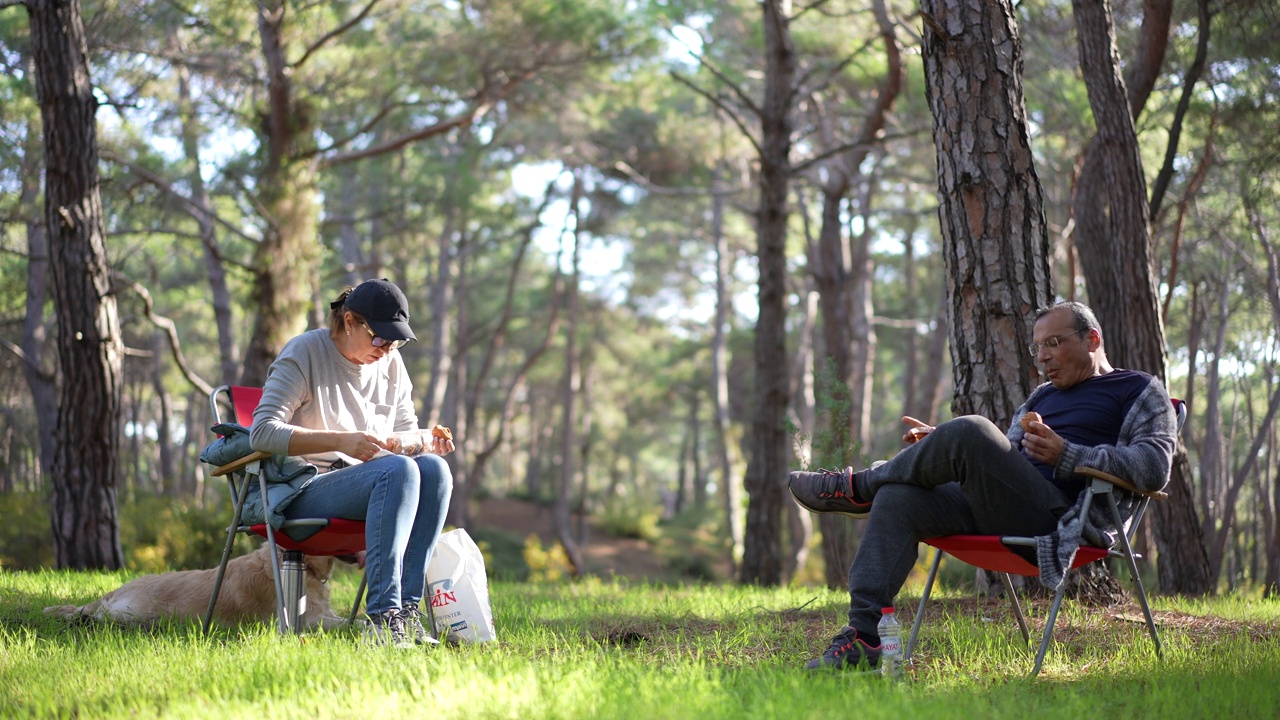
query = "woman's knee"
xmin=414 ymin=454 xmax=454 ymax=496
xmin=376 ymin=455 xmax=422 ymax=491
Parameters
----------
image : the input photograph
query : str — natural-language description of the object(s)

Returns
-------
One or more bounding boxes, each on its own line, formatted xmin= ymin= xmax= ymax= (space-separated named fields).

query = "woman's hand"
xmin=429 ymin=425 xmax=455 ymax=456
xmin=338 ymin=431 xmax=389 ymax=462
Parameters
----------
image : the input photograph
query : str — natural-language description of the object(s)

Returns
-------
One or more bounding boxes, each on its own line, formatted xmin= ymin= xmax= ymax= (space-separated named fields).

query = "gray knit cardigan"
xmin=1007 ymin=374 xmax=1178 ymax=589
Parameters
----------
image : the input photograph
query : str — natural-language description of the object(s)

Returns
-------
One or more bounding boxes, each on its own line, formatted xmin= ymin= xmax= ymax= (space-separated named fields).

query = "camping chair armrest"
xmin=212 ymin=450 xmax=272 ymax=477
xmin=1073 ymin=466 xmax=1168 ymax=500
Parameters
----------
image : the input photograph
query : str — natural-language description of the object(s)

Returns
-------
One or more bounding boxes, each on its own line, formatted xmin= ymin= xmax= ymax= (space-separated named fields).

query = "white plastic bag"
xmin=425 ymin=528 xmax=496 ymax=643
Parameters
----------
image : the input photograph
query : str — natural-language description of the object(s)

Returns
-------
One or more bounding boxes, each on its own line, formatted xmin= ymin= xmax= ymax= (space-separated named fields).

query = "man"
xmin=788 ymin=301 xmax=1177 ymax=670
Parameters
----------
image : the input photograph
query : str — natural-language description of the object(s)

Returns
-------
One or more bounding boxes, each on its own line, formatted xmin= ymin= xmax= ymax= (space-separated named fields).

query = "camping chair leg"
xmin=1032 ymin=586 xmax=1067 ymax=676
xmin=1029 ymin=486 xmax=1097 ymax=676
xmin=258 ymin=473 xmax=292 ymax=635
xmin=1106 ymin=493 xmax=1162 ymax=658
xmin=203 ymin=472 xmax=251 ymax=634
xmin=349 ymin=570 xmax=368 ymax=624
xmin=1001 ymin=573 xmax=1030 ymax=644
xmin=906 ymin=547 xmax=943 ymax=662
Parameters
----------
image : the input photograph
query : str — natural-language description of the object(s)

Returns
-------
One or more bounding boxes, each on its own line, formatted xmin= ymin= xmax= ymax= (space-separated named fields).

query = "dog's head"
xmin=301 ymin=552 xmax=362 ymax=587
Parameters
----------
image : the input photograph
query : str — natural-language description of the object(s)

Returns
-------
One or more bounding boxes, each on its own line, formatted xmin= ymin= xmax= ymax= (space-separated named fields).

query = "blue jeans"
xmin=282 ymin=453 xmax=453 ymax=615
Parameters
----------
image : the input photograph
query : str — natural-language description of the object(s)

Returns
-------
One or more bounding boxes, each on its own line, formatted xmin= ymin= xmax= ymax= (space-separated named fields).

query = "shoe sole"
xmin=788 ymin=484 xmax=871 ymax=519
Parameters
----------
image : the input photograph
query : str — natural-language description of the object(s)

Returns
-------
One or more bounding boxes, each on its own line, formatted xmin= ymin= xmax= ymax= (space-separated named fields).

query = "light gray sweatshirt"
xmin=249 ymin=328 xmax=419 ymax=469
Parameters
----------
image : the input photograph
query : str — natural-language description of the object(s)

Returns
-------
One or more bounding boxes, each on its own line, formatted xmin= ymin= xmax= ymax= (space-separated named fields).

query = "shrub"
xmin=597 ymin=503 xmax=661 ymax=542
xmin=0 ymin=493 xmax=54 ymax=570
xmin=522 ymin=533 xmax=574 ymax=583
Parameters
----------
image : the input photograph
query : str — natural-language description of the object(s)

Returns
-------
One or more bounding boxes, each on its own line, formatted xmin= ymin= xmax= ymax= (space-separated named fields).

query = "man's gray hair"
xmin=1035 ymin=301 xmax=1101 ymax=334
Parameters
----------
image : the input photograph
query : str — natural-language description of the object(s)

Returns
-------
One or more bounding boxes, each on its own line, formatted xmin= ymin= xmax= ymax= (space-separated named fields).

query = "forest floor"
xmin=472 ymin=497 xmax=677 ymax=580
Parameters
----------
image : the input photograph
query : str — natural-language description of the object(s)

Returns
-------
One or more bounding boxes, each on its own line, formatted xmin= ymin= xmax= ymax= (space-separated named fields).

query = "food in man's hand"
xmin=1020 ymin=411 xmax=1042 ymax=433
xmin=431 ymin=425 xmax=453 ymax=442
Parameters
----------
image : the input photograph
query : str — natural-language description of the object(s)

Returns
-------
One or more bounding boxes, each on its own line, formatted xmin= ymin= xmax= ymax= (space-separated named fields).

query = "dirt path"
xmin=473 ymin=497 xmax=668 ymax=580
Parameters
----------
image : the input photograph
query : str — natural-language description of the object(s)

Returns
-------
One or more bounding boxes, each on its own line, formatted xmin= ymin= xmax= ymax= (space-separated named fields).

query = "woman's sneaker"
xmin=402 ymin=603 xmax=440 ymax=646
xmin=805 ymin=626 xmax=881 ymax=671
xmin=363 ymin=608 xmax=413 ymax=648
xmin=788 ymin=467 xmax=872 ymax=518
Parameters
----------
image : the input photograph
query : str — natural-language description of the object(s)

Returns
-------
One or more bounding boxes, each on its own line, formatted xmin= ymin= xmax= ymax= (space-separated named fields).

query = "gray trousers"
xmin=846 ymin=415 xmax=1070 ymax=636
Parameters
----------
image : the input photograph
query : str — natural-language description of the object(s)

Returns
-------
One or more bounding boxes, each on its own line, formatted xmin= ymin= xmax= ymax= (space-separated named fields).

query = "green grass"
xmin=2 ymin=567 xmax=1278 ymax=719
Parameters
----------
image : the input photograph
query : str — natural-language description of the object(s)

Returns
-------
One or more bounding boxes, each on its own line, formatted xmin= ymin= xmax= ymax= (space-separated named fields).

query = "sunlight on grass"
xmin=3 ymin=570 xmax=1278 ymax=719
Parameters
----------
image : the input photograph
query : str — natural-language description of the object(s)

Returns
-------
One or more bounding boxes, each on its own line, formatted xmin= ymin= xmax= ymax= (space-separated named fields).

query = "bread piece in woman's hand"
xmin=431 ymin=425 xmax=453 ymax=442
xmin=1020 ymin=411 xmax=1042 ymax=434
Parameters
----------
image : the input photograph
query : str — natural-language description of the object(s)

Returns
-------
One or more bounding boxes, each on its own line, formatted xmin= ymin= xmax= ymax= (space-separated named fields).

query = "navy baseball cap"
xmin=343 ymin=279 xmax=417 ymax=343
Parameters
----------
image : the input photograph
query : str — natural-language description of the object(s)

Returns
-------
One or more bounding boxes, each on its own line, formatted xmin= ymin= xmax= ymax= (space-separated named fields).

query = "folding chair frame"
xmin=202 ymin=385 xmax=368 ymax=635
xmin=904 ymin=399 xmax=1185 ymax=677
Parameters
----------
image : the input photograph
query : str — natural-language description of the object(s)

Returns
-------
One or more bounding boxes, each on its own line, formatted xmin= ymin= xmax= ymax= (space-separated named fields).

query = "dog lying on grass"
xmin=44 ymin=544 xmax=353 ymax=630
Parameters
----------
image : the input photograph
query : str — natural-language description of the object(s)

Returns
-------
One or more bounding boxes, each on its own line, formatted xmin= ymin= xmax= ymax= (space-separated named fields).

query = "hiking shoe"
xmin=788 ymin=467 xmax=872 ymax=518
xmin=363 ymin=608 xmax=413 ymax=648
xmin=402 ymin=603 xmax=440 ymax=647
xmin=805 ymin=626 xmax=881 ymax=671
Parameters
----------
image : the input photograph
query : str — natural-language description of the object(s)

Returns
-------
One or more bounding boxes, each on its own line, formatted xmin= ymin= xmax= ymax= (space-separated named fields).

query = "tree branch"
xmin=321 ymin=67 xmax=537 ymax=167
xmin=613 ymin=161 xmax=749 ymax=198
xmin=292 ymin=0 xmax=383 ymax=70
xmin=666 ymin=27 xmax=761 ymax=118
xmin=322 ymin=104 xmax=484 ymax=167
xmin=670 ymin=71 xmax=762 ymax=157
xmin=111 ymin=271 xmax=214 ymax=396
xmin=1149 ymin=0 xmax=1211 ymax=220
xmin=302 ymin=99 xmax=404 ymax=159
xmin=100 ymin=150 xmax=260 ymax=246
xmin=0 ymin=337 xmax=55 ymax=381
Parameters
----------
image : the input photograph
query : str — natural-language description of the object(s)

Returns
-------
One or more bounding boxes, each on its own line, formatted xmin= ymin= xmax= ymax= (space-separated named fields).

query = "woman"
xmin=249 ymin=278 xmax=454 ymax=647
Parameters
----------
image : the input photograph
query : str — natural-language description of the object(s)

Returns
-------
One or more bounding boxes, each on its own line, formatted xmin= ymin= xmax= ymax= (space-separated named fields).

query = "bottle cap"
xmin=882 ymin=607 xmax=895 ymax=613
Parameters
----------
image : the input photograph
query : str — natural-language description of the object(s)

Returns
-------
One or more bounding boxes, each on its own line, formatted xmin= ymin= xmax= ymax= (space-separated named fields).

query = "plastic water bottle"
xmin=878 ymin=606 xmax=903 ymax=678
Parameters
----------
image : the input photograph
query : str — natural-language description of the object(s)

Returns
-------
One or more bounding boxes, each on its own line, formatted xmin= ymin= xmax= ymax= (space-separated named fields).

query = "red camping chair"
xmin=904 ymin=398 xmax=1187 ymax=676
xmin=203 ymin=385 xmax=368 ymax=634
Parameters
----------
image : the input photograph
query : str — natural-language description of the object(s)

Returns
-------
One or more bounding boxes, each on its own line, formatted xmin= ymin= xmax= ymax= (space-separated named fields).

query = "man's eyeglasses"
xmin=1028 ymin=328 xmax=1088 ymax=356
xmin=359 ymin=321 xmax=408 ymax=350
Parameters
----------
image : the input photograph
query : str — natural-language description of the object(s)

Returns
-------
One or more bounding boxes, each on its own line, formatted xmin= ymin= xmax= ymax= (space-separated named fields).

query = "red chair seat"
xmin=248 ymin=519 xmax=366 ymax=556
xmin=924 ymin=535 xmax=1110 ymax=577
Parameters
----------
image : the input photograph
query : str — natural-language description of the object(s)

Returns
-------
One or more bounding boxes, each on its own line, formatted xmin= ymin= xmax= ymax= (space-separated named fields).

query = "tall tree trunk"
xmin=740 ymin=0 xmax=796 ymax=586
xmin=445 ymin=230 xmax=470 ymax=529
xmin=554 ymin=172 xmax=587 ymax=575
xmin=18 ymin=111 xmax=58 ymax=484
xmin=710 ymin=169 xmax=744 ymax=568
xmin=920 ymin=0 xmax=1053 ymax=427
xmin=29 ymin=0 xmax=126 ymax=569
xmin=423 ymin=162 xmax=463 ymax=423
xmin=173 ymin=27 xmax=239 ymax=386
xmin=241 ymin=0 xmax=320 ymax=386
xmin=1072 ymin=0 xmax=1213 ymax=594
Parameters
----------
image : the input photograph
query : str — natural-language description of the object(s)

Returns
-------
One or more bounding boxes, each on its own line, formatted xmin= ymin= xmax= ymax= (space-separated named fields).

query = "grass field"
xmin=2 ymin=566 xmax=1278 ymax=719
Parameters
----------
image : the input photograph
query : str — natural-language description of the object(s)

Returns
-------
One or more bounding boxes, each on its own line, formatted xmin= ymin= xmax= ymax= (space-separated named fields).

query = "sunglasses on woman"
xmin=359 ymin=320 xmax=409 ymax=350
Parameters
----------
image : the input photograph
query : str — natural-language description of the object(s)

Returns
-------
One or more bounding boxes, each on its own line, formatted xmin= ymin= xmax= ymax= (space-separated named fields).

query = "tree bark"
xmin=29 ymin=0 xmax=126 ymax=569
xmin=240 ymin=0 xmax=321 ymax=386
xmin=710 ymin=167 xmax=744 ymax=569
xmin=173 ymin=26 xmax=239 ymax=387
xmin=18 ymin=109 xmax=58 ymax=485
xmin=554 ymin=172 xmax=587 ymax=575
xmin=1072 ymin=0 xmax=1213 ymax=594
xmin=740 ymin=0 xmax=796 ymax=586
xmin=920 ymin=0 xmax=1053 ymax=428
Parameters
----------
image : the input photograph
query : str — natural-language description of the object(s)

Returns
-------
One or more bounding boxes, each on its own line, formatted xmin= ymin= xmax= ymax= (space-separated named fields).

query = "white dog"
xmin=44 ymin=544 xmax=352 ymax=630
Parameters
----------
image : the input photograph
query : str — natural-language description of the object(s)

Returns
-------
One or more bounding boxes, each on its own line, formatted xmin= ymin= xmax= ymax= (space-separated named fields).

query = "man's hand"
xmin=1020 ymin=417 xmax=1065 ymax=465
xmin=902 ymin=416 xmax=934 ymax=444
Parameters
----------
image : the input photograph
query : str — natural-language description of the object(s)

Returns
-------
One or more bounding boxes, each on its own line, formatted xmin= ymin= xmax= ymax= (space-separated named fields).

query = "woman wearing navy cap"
xmin=250 ymin=278 xmax=453 ymax=647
